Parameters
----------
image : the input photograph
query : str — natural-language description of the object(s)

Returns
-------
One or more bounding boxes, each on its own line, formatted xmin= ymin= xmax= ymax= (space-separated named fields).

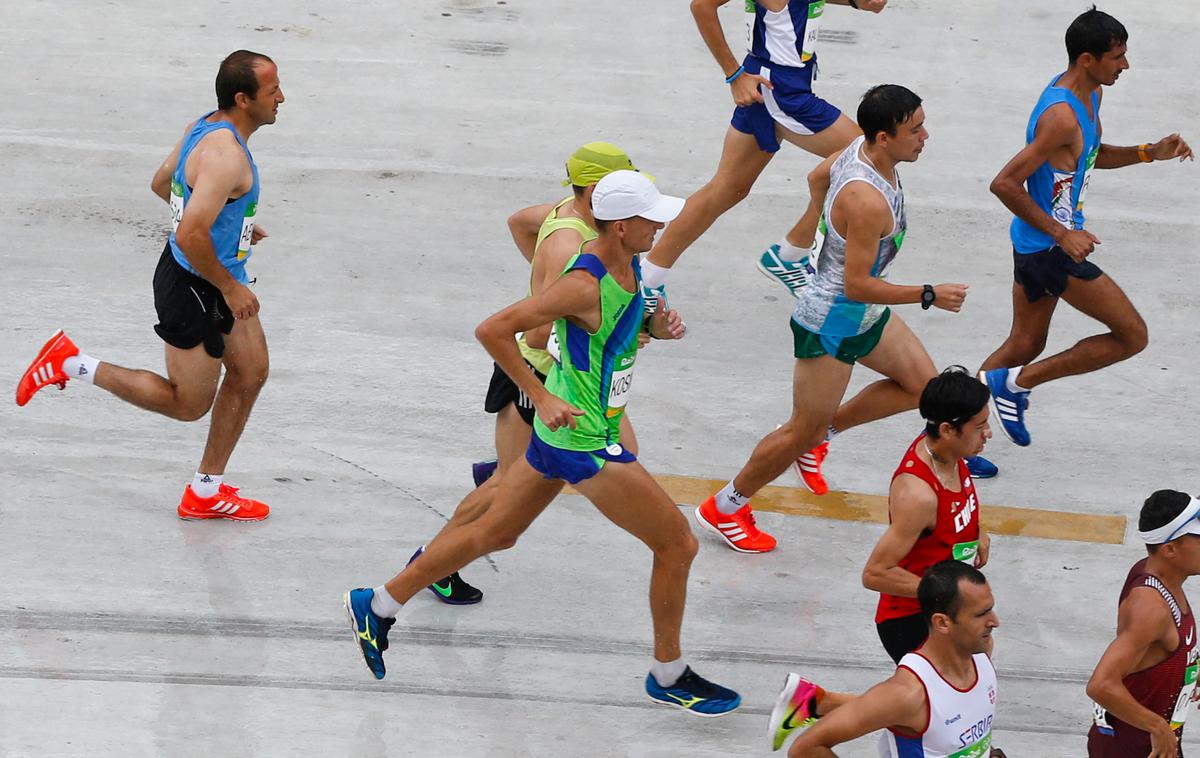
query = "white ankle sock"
xmin=1006 ymin=366 xmax=1029 ymax=393
xmin=370 ymin=586 xmax=404 ymax=618
xmin=825 ymin=425 xmax=839 ymax=442
xmin=715 ymin=481 xmax=750 ymax=515
xmin=776 ymin=239 xmax=814 ymax=263
xmin=192 ymin=472 xmax=223 ymax=499
xmin=651 ymin=657 xmax=688 ymax=687
xmin=62 ymin=353 xmax=99 ymax=385
xmin=640 ymin=258 xmax=671 ymax=289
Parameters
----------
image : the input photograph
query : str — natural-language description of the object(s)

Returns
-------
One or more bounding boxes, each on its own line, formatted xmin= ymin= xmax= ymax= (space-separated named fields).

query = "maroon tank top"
xmin=1088 ymin=558 xmax=1198 ymax=757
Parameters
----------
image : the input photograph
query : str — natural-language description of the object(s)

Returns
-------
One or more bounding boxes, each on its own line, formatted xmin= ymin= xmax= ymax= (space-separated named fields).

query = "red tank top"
xmin=875 ymin=434 xmax=980 ymax=624
xmin=1088 ymin=558 xmax=1198 ymax=757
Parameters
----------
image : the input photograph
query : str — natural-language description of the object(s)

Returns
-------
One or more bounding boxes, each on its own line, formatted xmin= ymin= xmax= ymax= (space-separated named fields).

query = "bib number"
xmin=547 ymin=327 xmax=562 ymax=364
xmin=801 ymin=0 xmax=824 ymax=63
xmin=607 ymin=361 xmax=635 ymax=418
xmin=237 ymin=202 xmax=257 ymax=261
xmin=169 ymin=179 xmax=185 ymax=233
xmin=1170 ymin=662 xmax=1198 ymax=729
xmin=953 ymin=540 xmax=979 ymax=563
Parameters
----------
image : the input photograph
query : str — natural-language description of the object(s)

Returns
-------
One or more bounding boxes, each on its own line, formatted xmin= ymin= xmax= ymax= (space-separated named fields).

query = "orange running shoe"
xmin=695 ymin=496 xmax=777 ymax=553
xmin=177 ymin=483 xmax=270 ymax=521
xmin=793 ymin=441 xmax=829 ymax=496
xmin=16 ymin=329 xmax=79 ymax=406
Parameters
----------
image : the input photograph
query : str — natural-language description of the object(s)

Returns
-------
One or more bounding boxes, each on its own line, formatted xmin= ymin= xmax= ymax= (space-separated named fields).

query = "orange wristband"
xmin=1138 ymin=144 xmax=1153 ymax=163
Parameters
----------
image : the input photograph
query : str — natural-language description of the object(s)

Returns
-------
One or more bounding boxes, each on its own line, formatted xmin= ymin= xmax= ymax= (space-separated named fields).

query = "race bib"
xmin=745 ymin=0 xmax=755 ymax=52
xmin=801 ymin=0 xmax=825 ymax=63
xmin=953 ymin=540 xmax=979 ymax=563
xmin=1170 ymin=661 xmax=1198 ymax=729
xmin=547 ymin=327 xmax=562 ymax=363
xmin=169 ymin=179 xmax=185 ymax=233
xmin=606 ymin=357 xmax=635 ymax=417
xmin=1091 ymin=700 xmax=1114 ymax=735
xmin=236 ymin=201 xmax=257 ymax=261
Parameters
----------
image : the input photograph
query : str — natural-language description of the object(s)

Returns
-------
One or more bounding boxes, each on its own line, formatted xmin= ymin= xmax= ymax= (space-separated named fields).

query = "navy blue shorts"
xmin=525 ymin=432 xmax=637 ymax=485
xmin=730 ymin=55 xmax=842 ymax=153
xmin=1012 ymin=245 xmax=1103 ymax=303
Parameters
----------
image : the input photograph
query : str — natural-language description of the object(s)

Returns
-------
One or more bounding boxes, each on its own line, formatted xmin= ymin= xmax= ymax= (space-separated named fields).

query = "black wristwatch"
xmin=920 ymin=284 xmax=936 ymax=310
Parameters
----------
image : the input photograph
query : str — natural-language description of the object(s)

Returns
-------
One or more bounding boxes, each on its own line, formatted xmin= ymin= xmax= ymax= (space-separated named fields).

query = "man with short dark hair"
xmin=864 ymin=367 xmax=993 ymax=664
xmin=1087 ymin=489 xmax=1200 ymax=757
xmin=696 ymin=85 xmax=970 ymax=553
xmin=344 ymin=171 xmax=742 ymax=717
xmin=979 ymin=8 xmax=1192 ymax=450
xmin=16 ymin=50 xmax=284 ymax=520
xmin=769 ymin=560 xmax=1000 ymax=756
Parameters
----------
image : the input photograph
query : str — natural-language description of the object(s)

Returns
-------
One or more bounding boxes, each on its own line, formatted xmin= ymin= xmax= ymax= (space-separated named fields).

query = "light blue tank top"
xmin=1010 ymin=75 xmax=1100 ymax=254
xmin=168 ymin=112 xmax=260 ymax=283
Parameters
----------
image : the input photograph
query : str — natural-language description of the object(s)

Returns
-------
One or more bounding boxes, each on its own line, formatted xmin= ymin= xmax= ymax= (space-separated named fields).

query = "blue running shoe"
xmin=979 ymin=369 xmax=1031 ymax=446
xmin=965 ymin=455 xmax=998 ymax=479
xmin=472 ymin=459 xmax=498 ymax=487
xmin=407 ymin=546 xmax=483 ymax=605
xmin=641 ymin=283 xmax=668 ymax=315
xmin=757 ymin=244 xmax=815 ymax=298
xmin=343 ymin=588 xmax=394 ymax=679
xmin=645 ymin=666 xmax=741 ymax=717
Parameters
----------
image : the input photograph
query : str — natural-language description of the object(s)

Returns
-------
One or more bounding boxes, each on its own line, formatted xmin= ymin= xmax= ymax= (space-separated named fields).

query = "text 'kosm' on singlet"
xmin=168 ymin=111 xmax=260 ymax=285
xmin=793 ymin=134 xmax=906 ymax=338
xmin=533 ymin=252 xmax=643 ymax=453
xmin=1010 ymin=74 xmax=1100 ymax=254
xmin=880 ymin=652 xmax=997 ymax=758
xmin=746 ymin=0 xmax=823 ymax=79
xmin=517 ymin=198 xmax=597 ymax=376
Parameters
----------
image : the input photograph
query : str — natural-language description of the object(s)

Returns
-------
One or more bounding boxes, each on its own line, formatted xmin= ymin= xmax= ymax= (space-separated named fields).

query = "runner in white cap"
xmin=343 ymin=171 xmax=742 ymax=715
xmin=1088 ymin=490 xmax=1200 ymax=758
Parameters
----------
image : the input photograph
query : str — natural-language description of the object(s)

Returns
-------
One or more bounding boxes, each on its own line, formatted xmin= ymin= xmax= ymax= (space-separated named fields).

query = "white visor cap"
xmin=591 ymin=170 xmax=685 ymax=223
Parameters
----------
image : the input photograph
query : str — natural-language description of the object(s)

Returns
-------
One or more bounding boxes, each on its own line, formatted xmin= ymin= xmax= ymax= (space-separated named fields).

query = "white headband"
xmin=1139 ymin=497 xmax=1200 ymax=545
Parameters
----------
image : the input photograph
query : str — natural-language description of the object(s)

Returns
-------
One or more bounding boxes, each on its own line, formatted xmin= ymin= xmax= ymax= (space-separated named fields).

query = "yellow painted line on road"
xmin=645 ymin=474 xmax=1127 ymax=545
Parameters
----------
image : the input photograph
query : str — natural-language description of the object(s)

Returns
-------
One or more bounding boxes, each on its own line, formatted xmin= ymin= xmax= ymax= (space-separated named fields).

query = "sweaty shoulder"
xmin=834 ymin=180 xmax=892 ymax=231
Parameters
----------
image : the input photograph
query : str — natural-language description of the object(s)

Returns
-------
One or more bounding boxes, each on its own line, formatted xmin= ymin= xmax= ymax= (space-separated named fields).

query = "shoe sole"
xmin=693 ymin=506 xmax=774 ymax=554
xmin=177 ymin=511 xmax=269 ymax=522
xmin=646 ymin=692 xmax=740 ymax=718
xmin=755 ymin=261 xmax=807 ymax=299
xmin=342 ymin=591 xmax=385 ymax=680
xmin=768 ymin=672 xmax=802 ymax=751
xmin=978 ymin=371 xmax=1030 ymax=447
xmin=17 ymin=329 xmax=68 ymax=406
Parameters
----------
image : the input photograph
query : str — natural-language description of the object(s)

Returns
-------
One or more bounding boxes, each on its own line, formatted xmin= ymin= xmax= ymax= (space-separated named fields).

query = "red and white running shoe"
xmin=695 ymin=495 xmax=777 ymax=553
xmin=16 ymin=330 xmax=79 ymax=406
xmin=793 ymin=441 xmax=830 ymax=496
xmin=177 ymin=483 xmax=270 ymax=521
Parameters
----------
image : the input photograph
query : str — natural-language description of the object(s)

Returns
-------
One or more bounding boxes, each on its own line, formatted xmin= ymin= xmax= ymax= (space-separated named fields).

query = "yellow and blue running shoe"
xmin=645 ymin=666 xmax=741 ymax=717
xmin=768 ymin=672 xmax=823 ymax=751
xmin=343 ymin=588 xmax=394 ymax=680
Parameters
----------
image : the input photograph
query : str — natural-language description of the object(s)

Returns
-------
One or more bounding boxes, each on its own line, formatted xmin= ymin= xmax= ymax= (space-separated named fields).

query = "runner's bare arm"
xmin=522 ymin=227 xmax=586 ymax=349
xmin=507 ymin=203 xmax=556 ymax=263
xmin=1096 ymin=133 xmax=1194 ymax=169
xmin=1086 ymin=587 xmax=1180 ymax=754
xmin=788 ymin=670 xmax=927 ymax=758
xmin=475 ymin=271 xmax=600 ymax=429
xmin=691 ymin=0 xmax=773 ymax=104
xmin=150 ymin=122 xmax=196 ymax=203
xmin=989 ymin=103 xmax=1100 ymax=260
xmin=862 ymin=474 xmax=938 ymax=597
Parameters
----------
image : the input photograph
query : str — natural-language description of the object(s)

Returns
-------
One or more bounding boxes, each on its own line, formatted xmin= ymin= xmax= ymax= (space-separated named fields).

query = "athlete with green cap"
xmin=408 ymin=143 xmax=649 ymax=606
xmin=346 ymin=171 xmax=741 ymax=717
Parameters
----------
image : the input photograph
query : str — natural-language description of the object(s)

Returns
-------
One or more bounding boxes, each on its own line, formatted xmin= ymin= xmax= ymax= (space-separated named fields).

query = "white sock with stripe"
xmin=1006 ymin=366 xmax=1030 ymax=394
xmin=650 ymin=657 xmax=688 ymax=688
xmin=192 ymin=472 xmax=223 ymax=499
xmin=776 ymin=239 xmax=814 ymax=263
xmin=715 ymin=481 xmax=750 ymax=515
xmin=62 ymin=353 xmax=99 ymax=385
xmin=370 ymin=586 xmax=404 ymax=618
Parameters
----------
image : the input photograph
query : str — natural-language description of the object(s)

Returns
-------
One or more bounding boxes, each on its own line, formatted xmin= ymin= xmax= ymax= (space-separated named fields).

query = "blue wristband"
xmin=725 ymin=65 xmax=745 ymax=85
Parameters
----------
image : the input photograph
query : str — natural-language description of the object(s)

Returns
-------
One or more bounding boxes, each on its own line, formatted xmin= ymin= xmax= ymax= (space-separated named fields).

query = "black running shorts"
xmin=152 ymin=242 xmax=235 ymax=359
xmin=876 ymin=613 xmax=929 ymax=664
xmin=1012 ymin=245 xmax=1103 ymax=303
xmin=483 ymin=361 xmax=546 ymax=426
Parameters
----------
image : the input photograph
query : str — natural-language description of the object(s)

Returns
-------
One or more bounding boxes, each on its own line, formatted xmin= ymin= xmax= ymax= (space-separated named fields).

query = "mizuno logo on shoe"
xmin=664 ymin=693 xmax=704 ymax=708
xmin=357 ymin=617 xmax=377 ymax=649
